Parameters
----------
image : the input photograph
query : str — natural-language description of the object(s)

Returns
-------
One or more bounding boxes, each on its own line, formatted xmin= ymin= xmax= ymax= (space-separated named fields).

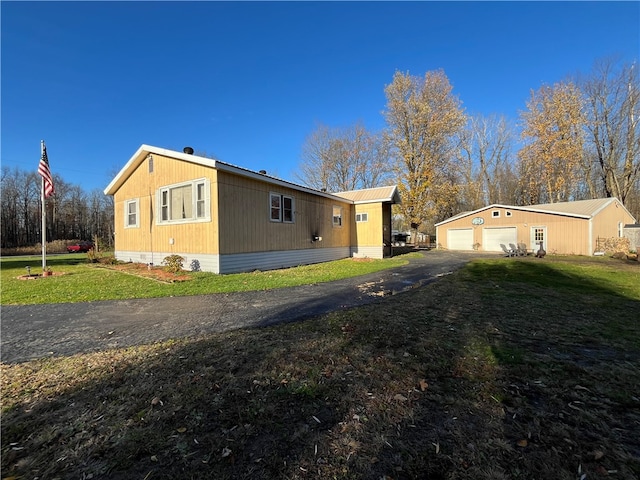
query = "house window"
xmin=333 ymin=206 xmax=343 ymax=227
xmin=196 ymin=182 xmax=206 ymax=218
xmin=158 ymin=179 xmax=210 ymax=224
xmin=270 ymin=193 xmax=294 ymax=223
xmin=492 ymin=210 xmax=500 ymax=218
xmin=125 ymin=199 xmax=139 ymax=228
xmin=356 ymin=213 xmax=368 ymax=222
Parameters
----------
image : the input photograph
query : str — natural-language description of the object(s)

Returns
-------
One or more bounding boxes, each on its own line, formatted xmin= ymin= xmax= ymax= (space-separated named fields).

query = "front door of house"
xmin=530 ymin=226 xmax=547 ymax=254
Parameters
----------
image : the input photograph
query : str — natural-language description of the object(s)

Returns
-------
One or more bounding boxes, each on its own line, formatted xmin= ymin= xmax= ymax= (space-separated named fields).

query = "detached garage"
xmin=435 ymin=198 xmax=636 ymax=256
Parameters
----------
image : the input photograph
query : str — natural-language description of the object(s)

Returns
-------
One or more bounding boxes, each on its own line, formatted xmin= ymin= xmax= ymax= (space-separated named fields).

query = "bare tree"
xmin=296 ymin=122 xmax=392 ymax=192
xmin=1 ymin=167 xmax=21 ymax=247
xmin=1 ymin=166 xmax=115 ymax=249
xmin=457 ymin=114 xmax=516 ymax=209
xmin=580 ymin=57 xmax=640 ymax=206
xmin=383 ymin=69 xmax=466 ymax=229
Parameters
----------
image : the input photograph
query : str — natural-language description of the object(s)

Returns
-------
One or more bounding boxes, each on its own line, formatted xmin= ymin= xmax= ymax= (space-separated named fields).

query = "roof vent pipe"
xmin=259 ymin=170 xmax=267 ymax=174
xmin=183 ymin=147 xmax=194 ymax=155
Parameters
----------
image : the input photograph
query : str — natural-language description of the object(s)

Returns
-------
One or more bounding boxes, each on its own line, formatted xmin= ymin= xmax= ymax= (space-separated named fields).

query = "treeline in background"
xmin=1 ymin=168 xmax=113 ymax=253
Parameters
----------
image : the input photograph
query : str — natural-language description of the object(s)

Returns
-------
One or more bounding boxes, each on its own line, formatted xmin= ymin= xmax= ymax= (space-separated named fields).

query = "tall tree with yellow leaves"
xmin=383 ymin=70 xmax=466 ymax=231
xmin=518 ymin=81 xmax=586 ymax=204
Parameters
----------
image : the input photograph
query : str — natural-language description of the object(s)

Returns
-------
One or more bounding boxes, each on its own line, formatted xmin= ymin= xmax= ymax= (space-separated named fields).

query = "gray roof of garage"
xmin=435 ymin=198 xmax=631 ymax=227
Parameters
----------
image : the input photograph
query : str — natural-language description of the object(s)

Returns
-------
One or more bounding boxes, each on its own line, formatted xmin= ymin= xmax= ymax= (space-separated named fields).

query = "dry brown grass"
xmin=2 ymin=257 xmax=639 ymax=479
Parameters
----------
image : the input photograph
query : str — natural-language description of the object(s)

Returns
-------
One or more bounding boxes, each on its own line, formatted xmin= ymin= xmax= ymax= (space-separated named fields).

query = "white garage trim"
xmin=447 ymin=228 xmax=474 ymax=250
xmin=482 ymin=227 xmax=517 ymax=252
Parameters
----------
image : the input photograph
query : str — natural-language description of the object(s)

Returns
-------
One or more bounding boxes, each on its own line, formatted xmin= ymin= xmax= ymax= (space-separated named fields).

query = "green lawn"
xmin=0 ymin=253 xmax=419 ymax=305
xmin=2 ymin=255 xmax=639 ymax=479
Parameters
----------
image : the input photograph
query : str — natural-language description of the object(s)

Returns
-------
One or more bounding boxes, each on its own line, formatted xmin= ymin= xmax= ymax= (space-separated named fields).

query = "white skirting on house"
xmin=351 ymin=246 xmax=384 ymax=259
xmin=219 ymin=247 xmax=351 ymax=273
xmin=113 ymin=250 xmax=220 ymax=273
xmin=113 ymin=247 xmax=351 ymax=274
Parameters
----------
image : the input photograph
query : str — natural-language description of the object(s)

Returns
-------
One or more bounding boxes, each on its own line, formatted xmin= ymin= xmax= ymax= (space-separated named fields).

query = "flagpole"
xmin=41 ymin=140 xmax=47 ymax=273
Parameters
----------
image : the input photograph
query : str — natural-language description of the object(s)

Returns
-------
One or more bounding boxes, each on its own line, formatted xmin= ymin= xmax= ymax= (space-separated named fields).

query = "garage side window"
xmin=125 ymin=199 xmax=139 ymax=228
xmin=158 ymin=179 xmax=210 ymax=224
xmin=356 ymin=213 xmax=368 ymax=222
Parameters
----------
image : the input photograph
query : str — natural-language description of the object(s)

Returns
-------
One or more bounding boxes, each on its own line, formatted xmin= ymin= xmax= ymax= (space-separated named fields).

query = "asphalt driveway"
xmin=1 ymin=250 xmax=492 ymax=364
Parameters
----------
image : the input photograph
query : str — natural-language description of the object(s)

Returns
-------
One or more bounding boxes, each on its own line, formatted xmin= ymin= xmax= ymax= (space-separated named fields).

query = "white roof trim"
xmin=104 ymin=145 xmax=356 ymax=203
xmin=434 ymin=203 xmax=593 ymax=227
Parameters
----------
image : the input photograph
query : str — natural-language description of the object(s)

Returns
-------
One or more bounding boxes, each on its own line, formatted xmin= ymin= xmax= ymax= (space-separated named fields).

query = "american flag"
xmin=38 ymin=142 xmax=55 ymax=198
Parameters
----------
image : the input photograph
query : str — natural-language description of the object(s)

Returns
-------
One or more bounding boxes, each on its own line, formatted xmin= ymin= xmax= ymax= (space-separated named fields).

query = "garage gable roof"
xmin=435 ymin=198 xmax=633 ymax=227
xmin=527 ymin=198 xmax=628 ymax=218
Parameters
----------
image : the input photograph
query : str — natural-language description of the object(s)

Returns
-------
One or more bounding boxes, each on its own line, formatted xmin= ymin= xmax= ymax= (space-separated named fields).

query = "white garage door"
xmin=447 ymin=228 xmax=474 ymax=250
xmin=482 ymin=227 xmax=517 ymax=252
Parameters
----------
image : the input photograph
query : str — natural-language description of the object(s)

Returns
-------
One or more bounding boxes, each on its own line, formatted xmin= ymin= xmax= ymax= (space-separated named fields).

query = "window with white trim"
xmin=125 ymin=199 xmax=139 ymax=228
xmin=158 ymin=179 xmax=210 ymax=224
xmin=333 ymin=206 xmax=343 ymax=227
xmin=505 ymin=211 xmax=512 ymax=217
xmin=356 ymin=212 xmax=368 ymax=222
xmin=270 ymin=193 xmax=294 ymax=223
xmin=492 ymin=210 xmax=500 ymax=218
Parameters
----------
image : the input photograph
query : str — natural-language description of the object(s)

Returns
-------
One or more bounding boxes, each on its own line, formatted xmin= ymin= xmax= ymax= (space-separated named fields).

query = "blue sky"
xmin=2 ymin=1 xmax=638 ymax=193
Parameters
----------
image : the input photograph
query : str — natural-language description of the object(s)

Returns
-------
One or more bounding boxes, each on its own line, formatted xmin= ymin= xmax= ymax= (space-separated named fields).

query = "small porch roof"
xmin=333 ymin=186 xmax=401 ymax=204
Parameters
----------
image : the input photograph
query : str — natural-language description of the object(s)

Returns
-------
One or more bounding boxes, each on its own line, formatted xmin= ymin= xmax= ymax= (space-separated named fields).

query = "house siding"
xmin=352 ymin=203 xmax=382 ymax=245
xmin=217 ymin=171 xmax=352 ymax=255
xmin=107 ymin=146 xmax=400 ymax=273
xmin=113 ymin=153 xmax=220 ymax=256
xmin=348 ymin=203 xmax=392 ymax=258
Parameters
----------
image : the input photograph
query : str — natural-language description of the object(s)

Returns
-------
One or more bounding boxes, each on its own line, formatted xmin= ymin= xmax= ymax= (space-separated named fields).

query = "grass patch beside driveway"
xmin=0 ymin=253 xmax=419 ymax=305
xmin=2 ymin=256 xmax=639 ymax=479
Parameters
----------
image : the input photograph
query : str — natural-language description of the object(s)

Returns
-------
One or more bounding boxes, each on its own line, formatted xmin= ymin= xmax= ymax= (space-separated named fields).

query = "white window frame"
xmin=492 ymin=210 xmax=500 ymax=218
xmin=333 ymin=206 xmax=343 ymax=227
xmin=157 ymin=178 xmax=210 ymax=225
xmin=505 ymin=211 xmax=512 ymax=217
xmin=270 ymin=192 xmax=295 ymax=223
xmin=531 ymin=226 xmax=547 ymax=250
xmin=356 ymin=212 xmax=368 ymax=222
xmin=125 ymin=199 xmax=139 ymax=228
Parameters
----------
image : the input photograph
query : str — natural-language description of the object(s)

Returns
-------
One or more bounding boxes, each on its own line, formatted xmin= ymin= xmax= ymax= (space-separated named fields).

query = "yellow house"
xmin=104 ymin=145 xmax=401 ymax=273
xmin=435 ymin=198 xmax=636 ymax=256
